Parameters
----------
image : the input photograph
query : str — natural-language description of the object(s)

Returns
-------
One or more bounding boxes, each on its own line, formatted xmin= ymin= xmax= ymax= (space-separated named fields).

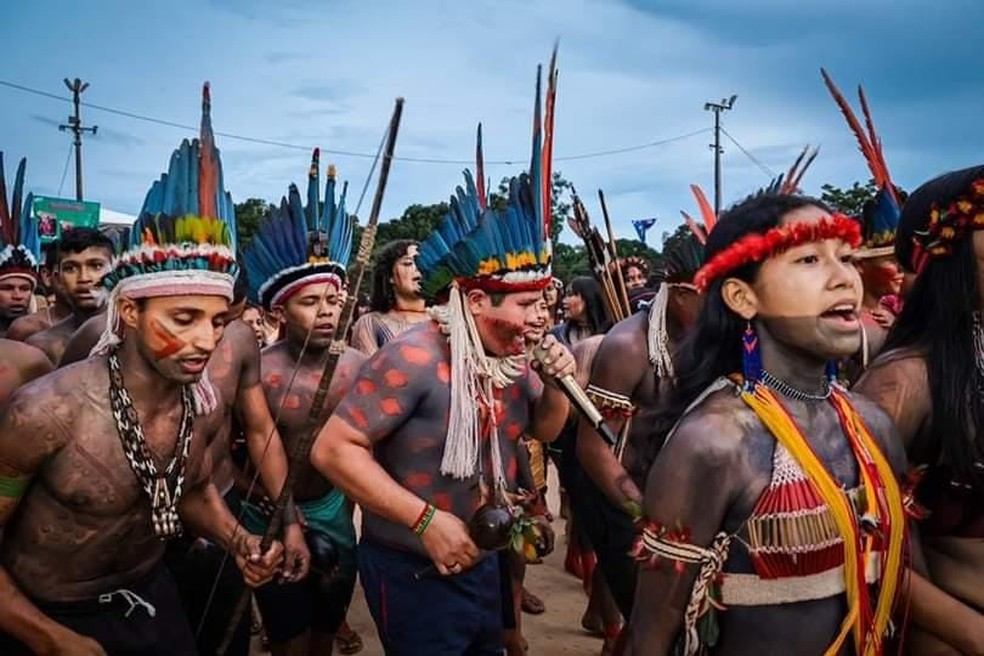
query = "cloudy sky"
xmin=4 ymin=0 xmax=983 ymax=245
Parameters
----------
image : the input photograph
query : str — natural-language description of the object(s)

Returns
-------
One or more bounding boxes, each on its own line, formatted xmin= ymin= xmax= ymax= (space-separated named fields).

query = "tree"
xmin=820 ymin=179 xmax=877 ymax=218
xmin=234 ymin=198 xmax=276 ymax=251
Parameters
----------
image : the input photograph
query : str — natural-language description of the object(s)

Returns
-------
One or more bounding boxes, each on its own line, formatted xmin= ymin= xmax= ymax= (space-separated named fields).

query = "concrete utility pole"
xmin=703 ymin=95 xmax=737 ymax=216
xmin=59 ymin=78 xmax=98 ymax=201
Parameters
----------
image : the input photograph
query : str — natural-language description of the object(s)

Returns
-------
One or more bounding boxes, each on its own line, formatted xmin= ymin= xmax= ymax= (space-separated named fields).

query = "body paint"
xmin=150 ymin=318 xmax=186 ymax=360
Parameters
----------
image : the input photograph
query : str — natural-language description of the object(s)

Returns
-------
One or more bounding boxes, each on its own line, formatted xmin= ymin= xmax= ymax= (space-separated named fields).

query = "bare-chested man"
xmin=313 ymin=74 xmax=574 ymax=650
xmin=0 ymin=339 xmax=53 ymax=407
xmin=0 ymin=221 xmax=284 ymax=656
xmin=349 ymin=239 xmax=427 ymax=356
xmin=25 ymin=228 xmax=113 ymax=365
xmin=0 ymin=154 xmax=41 ymax=339
xmin=574 ymin=234 xmax=704 ymax=624
xmin=239 ymin=157 xmax=363 ymax=655
xmin=5 ymin=247 xmax=73 ymax=342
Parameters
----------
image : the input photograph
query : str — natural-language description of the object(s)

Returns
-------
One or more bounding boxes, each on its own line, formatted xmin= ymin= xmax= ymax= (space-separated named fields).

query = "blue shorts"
xmin=359 ymin=538 xmax=504 ymax=656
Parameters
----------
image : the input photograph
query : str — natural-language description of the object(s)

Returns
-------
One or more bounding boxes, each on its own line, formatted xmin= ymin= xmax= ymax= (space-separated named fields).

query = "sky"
xmin=3 ymin=0 xmax=983 ymax=246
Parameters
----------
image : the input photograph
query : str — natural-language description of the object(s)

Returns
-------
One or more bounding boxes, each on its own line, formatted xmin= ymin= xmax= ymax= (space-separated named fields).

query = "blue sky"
xmin=4 ymin=0 xmax=983 ymax=246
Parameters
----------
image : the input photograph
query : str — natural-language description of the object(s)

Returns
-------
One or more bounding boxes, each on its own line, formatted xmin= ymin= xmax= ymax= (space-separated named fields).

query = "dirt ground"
xmin=251 ymin=468 xmax=603 ymax=655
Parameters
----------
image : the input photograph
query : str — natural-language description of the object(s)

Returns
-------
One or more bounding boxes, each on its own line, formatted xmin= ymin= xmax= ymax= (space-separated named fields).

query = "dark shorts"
xmin=0 ymin=563 xmax=196 ymax=656
xmin=359 ymin=537 xmax=503 ymax=656
xmin=240 ymin=490 xmax=358 ymax=643
xmin=164 ymin=490 xmax=251 ymax=656
xmin=564 ymin=461 xmax=638 ymax=618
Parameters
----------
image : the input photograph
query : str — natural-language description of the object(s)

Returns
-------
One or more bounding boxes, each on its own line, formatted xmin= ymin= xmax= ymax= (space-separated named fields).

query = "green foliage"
xmin=820 ymin=179 xmax=878 ymax=218
xmin=234 ymin=198 xmax=276 ymax=251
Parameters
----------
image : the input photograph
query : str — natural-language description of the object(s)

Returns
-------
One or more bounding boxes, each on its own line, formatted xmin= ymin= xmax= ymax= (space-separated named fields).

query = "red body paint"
xmin=150 ymin=318 xmax=186 ymax=360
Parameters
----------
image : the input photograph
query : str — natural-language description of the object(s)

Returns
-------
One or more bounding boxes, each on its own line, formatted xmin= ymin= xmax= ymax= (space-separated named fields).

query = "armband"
xmin=585 ymin=385 xmax=635 ymax=419
xmin=0 ymin=475 xmax=29 ymax=498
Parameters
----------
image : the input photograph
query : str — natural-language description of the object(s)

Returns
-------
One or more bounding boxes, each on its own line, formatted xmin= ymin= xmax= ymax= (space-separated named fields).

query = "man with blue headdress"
xmin=311 ymin=52 xmax=575 ymax=655
xmin=0 ymin=84 xmax=283 ymax=655
xmin=238 ymin=150 xmax=367 ymax=655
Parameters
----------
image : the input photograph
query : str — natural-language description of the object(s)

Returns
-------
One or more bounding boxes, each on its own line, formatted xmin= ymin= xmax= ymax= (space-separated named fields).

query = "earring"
xmin=825 ymin=360 xmax=839 ymax=384
xmin=742 ymin=321 xmax=762 ymax=388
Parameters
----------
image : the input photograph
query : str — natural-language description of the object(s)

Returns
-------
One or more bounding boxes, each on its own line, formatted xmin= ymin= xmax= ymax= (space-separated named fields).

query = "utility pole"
xmin=59 ymin=78 xmax=98 ymax=202
xmin=703 ymin=95 xmax=737 ymax=216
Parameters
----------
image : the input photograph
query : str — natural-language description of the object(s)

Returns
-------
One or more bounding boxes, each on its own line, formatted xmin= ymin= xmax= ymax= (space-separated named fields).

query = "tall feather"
xmin=198 ymin=82 xmax=218 ymax=222
xmin=857 ymin=86 xmax=899 ymax=205
xmin=475 ymin=124 xmax=487 ymax=210
xmin=542 ymin=42 xmax=559 ymax=247
xmin=530 ymin=64 xmax=544 ymax=247
xmin=690 ymin=184 xmax=717 ymax=234
xmin=10 ymin=157 xmax=26 ymax=241
xmin=786 ymin=146 xmax=819 ymax=194
xmin=820 ymin=68 xmax=896 ymax=198
xmin=307 ymin=148 xmax=321 ymax=231
xmin=680 ymin=210 xmax=708 ymax=245
xmin=0 ymin=154 xmax=9 ymax=244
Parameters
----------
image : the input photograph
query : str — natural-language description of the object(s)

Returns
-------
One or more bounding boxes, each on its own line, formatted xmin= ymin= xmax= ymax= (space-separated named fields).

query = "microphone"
xmin=532 ymin=341 xmax=618 ymax=447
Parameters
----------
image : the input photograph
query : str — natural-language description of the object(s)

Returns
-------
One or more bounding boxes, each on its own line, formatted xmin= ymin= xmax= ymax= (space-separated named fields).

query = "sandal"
xmin=521 ymin=588 xmax=546 ymax=615
xmin=335 ymin=622 xmax=364 ymax=655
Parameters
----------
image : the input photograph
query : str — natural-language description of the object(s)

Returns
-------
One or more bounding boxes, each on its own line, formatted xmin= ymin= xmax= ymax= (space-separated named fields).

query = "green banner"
xmin=31 ymin=196 xmax=101 ymax=243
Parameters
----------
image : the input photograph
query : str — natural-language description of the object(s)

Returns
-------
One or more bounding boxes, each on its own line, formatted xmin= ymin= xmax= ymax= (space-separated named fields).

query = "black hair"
xmin=56 ymin=227 xmax=115 ymax=264
xmin=646 ymin=194 xmax=829 ymax=463
xmin=884 ymin=164 xmax=984 ymax=490
xmin=370 ymin=239 xmax=417 ymax=313
xmin=564 ymin=276 xmax=612 ymax=337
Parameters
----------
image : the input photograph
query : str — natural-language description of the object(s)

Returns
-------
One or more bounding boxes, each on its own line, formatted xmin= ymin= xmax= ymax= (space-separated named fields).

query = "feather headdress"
xmin=243 ymin=148 xmax=353 ymax=311
xmin=0 ymin=153 xmax=40 ymax=286
xmin=91 ymin=83 xmax=239 ymax=415
xmin=417 ymin=50 xmax=557 ymax=299
xmin=822 ymin=69 xmax=900 ymax=258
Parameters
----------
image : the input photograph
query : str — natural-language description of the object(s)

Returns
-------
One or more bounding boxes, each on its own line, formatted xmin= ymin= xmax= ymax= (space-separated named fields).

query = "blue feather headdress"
xmin=0 ymin=153 xmax=40 ymax=287
xmin=417 ymin=50 xmax=557 ymax=299
xmin=243 ymin=148 xmax=353 ymax=311
xmin=92 ymin=82 xmax=239 ymax=398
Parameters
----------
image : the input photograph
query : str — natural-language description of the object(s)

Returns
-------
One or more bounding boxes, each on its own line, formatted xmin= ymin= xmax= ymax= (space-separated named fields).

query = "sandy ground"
xmin=251 ymin=467 xmax=603 ymax=655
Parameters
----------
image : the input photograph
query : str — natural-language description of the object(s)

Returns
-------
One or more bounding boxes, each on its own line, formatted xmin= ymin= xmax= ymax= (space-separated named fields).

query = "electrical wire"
xmin=720 ymin=126 xmax=776 ymax=178
xmin=1 ymin=78 xmax=710 ymax=166
xmin=57 ymin=141 xmax=73 ymax=197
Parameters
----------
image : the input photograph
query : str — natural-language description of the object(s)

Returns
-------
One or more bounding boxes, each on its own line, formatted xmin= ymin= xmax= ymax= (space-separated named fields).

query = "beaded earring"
xmin=742 ymin=321 xmax=762 ymax=389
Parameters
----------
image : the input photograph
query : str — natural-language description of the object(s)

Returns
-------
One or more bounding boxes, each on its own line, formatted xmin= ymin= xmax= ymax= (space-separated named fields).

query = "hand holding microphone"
xmin=531 ymin=336 xmax=618 ymax=447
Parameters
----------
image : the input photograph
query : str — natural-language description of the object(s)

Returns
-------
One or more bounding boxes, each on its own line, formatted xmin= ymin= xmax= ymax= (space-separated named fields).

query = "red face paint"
xmin=150 ymin=318 xmax=186 ymax=360
xmin=478 ymin=316 xmax=526 ymax=356
xmin=863 ymin=260 xmax=903 ymax=296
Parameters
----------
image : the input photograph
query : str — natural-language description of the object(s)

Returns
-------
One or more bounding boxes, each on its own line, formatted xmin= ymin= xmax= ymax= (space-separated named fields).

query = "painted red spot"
xmin=436 ymin=361 xmax=451 ymax=384
xmin=506 ymin=456 xmax=518 ymax=482
xmin=266 ymin=373 xmax=283 ymax=388
xmin=504 ymin=422 xmax=522 ymax=441
xmin=383 ymin=369 xmax=409 ymax=388
xmin=510 ymin=384 xmax=522 ymax=401
xmin=404 ymin=472 xmax=434 ymax=489
xmin=284 ymin=394 xmax=302 ymax=410
xmin=150 ymin=318 xmax=185 ymax=360
xmin=400 ymin=345 xmax=432 ymax=365
xmin=380 ymin=398 xmax=402 ymax=416
xmin=347 ymin=406 xmax=368 ymax=430
xmin=432 ymin=491 xmax=453 ymax=511
xmin=356 ymin=379 xmax=377 ymax=395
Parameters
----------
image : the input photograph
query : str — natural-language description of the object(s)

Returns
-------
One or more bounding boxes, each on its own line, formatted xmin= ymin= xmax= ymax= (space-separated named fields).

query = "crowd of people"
xmin=0 ymin=53 xmax=983 ymax=656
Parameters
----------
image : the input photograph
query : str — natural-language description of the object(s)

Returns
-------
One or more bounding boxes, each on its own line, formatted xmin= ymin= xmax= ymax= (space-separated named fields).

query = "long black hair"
xmin=646 ymin=194 xmax=830 ymax=461
xmin=884 ymin=164 xmax=984 ymax=488
xmin=369 ymin=239 xmax=417 ymax=313
xmin=564 ymin=276 xmax=612 ymax=338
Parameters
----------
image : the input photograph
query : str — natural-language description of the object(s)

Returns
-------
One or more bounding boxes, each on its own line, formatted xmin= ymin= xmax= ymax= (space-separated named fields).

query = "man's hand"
xmin=419 ymin=509 xmax=480 ymax=576
xmin=532 ymin=334 xmax=576 ymax=382
xmin=233 ymin=533 xmax=285 ymax=587
xmin=281 ymin=524 xmax=311 ymax=583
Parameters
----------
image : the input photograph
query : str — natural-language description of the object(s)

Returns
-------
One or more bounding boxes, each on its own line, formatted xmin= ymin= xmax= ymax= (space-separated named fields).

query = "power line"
xmin=57 ymin=141 xmax=73 ymax=197
xmin=720 ymin=126 xmax=776 ymax=179
xmin=1 ymin=78 xmax=710 ymax=166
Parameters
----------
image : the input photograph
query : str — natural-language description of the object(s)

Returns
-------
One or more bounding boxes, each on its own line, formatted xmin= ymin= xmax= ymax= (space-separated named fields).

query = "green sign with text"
xmin=31 ymin=196 xmax=101 ymax=243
